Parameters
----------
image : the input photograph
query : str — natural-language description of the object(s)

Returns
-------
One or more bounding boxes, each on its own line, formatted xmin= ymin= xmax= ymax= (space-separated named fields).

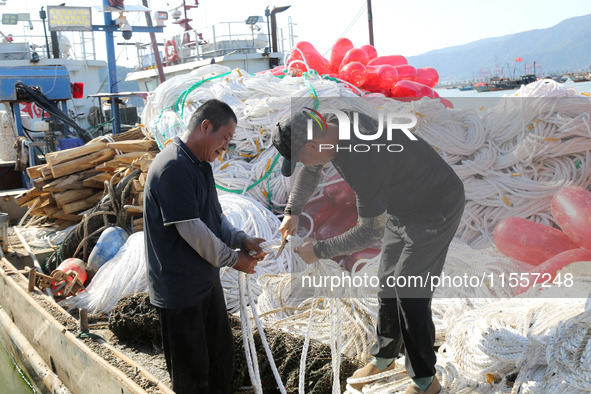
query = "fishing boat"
xmin=125 ymin=6 xmax=293 ymax=91
xmin=473 ymin=82 xmax=489 ymax=92
xmin=0 ymin=8 xmax=175 ymax=392
xmin=457 ymin=85 xmax=474 ymax=91
xmin=0 ymin=240 xmax=173 ymax=393
xmin=566 ymin=73 xmax=590 ymax=83
xmin=475 ymin=74 xmax=537 ymax=92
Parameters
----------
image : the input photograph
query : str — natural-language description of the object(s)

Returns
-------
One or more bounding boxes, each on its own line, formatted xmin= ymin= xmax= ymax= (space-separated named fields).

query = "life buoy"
xmin=164 ymin=39 xmax=180 ymax=63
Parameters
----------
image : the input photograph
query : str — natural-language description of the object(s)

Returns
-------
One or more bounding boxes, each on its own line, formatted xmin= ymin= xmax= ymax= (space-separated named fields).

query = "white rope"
xmin=139 ymin=71 xmax=591 ymax=392
xmin=60 ymin=232 xmax=148 ymax=314
xmin=239 ymin=272 xmax=263 ymax=393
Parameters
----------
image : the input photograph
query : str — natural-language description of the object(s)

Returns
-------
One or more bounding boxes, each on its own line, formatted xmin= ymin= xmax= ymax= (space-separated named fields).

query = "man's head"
xmin=184 ymin=99 xmax=237 ymax=162
xmin=272 ymin=112 xmax=337 ymax=176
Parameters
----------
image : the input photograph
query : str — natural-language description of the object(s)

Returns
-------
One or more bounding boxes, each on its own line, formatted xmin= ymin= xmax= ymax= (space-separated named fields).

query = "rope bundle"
xmin=60 ymin=232 xmax=148 ymax=315
xmin=139 ymin=68 xmax=591 ymax=392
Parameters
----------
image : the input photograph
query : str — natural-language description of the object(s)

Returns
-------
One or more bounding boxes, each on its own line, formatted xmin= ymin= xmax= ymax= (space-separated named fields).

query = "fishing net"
xmin=109 ymin=293 xmax=360 ymax=392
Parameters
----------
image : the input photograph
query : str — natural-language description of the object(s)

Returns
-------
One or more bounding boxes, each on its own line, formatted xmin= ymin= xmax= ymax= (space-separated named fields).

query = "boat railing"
xmin=138 ymin=20 xmax=291 ymax=69
xmin=0 ymin=31 xmax=98 ymax=62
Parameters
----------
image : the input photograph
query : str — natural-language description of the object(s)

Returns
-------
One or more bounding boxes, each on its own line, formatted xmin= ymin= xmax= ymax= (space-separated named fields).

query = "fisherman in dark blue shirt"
xmin=144 ymin=99 xmax=265 ymax=393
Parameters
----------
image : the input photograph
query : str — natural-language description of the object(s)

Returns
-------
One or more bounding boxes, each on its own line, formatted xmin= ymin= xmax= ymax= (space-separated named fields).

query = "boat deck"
xmin=0 ymin=236 xmax=172 ymax=394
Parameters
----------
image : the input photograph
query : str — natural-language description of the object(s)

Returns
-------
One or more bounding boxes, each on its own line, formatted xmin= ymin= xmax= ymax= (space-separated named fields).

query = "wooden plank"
xmin=107 ymin=140 xmax=157 ymax=153
xmin=26 ymin=194 xmax=52 ymax=210
xmin=124 ymin=205 xmax=143 ymax=217
xmin=108 ymin=125 xmax=144 ymax=142
xmin=82 ymin=173 xmax=120 ymax=189
xmin=45 ymin=141 xmax=108 ymax=167
xmin=122 ymin=167 xmax=133 ymax=179
xmin=131 ymin=180 xmax=143 ymax=194
xmin=50 ymin=149 xmax=116 ymax=179
xmin=52 ymin=210 xmax=83 ymax=222
xmin=43 ymin=205 xmax=60 ymax=217
xmin=40 ymin=165 xmax=55 ymax=181
xmin=0 ymin=263 xmax=151 ymax=394
xmin=30 ymin=209 xmax=47 ymax=217
xmin=41 ymin=177 xmax=67 ymax=192
xmin=61 ymin=193 xmax=102 ymax=214
xmin=132 ymin=217 xmax=143 ymax=232
xmin=81 ymin=179 xmax=105 ymax=189
xmin=32 ymin=177 xmax=51 ymax=189
xmin=43 ymin=172 xmax=90 ymax=192
xmin=95 ymin=162 xmax=119 ymax=173
xmin=103 ymin=159 xmax=132 ymax=170
xmin=14 ymin=188 xmax=42 ymax=206
xmin=114 ymin=152 xmax=152 ymax=165
xmin=53 ymin=188 xmax=96 ymax=207
xmin=26 ymin=164 xmax=47 ymax=180
xmin=137 ymin=172 xmax=146 ymax=187
xmin=0 ymin=305 xmax=69 ymax=393
xmin=137 ymin=157 xmax=153 ymax=172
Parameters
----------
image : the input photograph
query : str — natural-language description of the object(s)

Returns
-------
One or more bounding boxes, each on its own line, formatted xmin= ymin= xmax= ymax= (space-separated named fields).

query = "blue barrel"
xmin=87 ymin=227 xmax=129 ymax=277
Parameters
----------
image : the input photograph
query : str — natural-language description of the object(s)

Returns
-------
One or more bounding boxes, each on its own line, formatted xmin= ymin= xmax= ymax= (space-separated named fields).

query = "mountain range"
xmin=407 ymin=14 xmax=591 ymax=83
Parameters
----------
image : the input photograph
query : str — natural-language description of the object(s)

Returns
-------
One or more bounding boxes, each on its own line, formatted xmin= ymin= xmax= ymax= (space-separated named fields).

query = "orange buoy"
xmin=56 ymin=258 xmax=87 ymax=284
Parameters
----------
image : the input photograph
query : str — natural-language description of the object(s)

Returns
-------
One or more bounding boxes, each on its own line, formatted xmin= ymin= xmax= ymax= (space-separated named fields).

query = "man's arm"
xmin=313 ymin=212 xmax=387 ymax=259
xmin=220 ymin=216 xmax=247 ymax=249
xmin=284 ymin=164 xmax=324 ymax=215
xmin=176 ymin=219 xmax=238 ymax=268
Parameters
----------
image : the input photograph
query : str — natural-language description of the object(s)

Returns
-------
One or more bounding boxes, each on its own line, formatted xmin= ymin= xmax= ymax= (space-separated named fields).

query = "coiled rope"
xmin=139 ymin=66 xmax=591 ymax=392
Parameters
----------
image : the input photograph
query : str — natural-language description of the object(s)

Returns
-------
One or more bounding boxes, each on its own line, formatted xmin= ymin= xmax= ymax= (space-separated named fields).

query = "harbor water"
xmin=0 ymin=339 xmax=34 ymax=394
xmin=436 ymin=79 xmax=591 ymax=109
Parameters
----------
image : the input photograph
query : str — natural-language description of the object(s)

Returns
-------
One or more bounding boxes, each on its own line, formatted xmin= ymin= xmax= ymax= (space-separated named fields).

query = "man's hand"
xmin=279 ymin=215 xmax=299 ymax=239
xmin=241 ymin=236 xmax=266 ymax=260
xmin=294 ymin=238 xmax=319 ymax=264
xmin=233 ymin=250 xmax=258 ymax=274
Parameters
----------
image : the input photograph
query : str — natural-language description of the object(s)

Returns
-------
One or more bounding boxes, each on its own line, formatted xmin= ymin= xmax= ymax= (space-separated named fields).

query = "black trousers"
xmin=157 ymin=280 xmax=233 ymax=394
xmin=370 ymin=191 xmax=465 ymax=379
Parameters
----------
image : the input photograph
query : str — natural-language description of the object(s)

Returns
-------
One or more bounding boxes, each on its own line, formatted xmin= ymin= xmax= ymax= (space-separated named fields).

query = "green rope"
xmin=78 ymin=117 xmax=117 ymax=140
xmin=174 ymin=71 xmax=233 ymax=121
xmin=302 ymin=72 xmax=320 ymax=111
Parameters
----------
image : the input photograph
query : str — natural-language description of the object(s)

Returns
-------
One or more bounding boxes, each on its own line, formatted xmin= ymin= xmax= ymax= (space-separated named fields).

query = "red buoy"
xmin=551 ymin=186 xmax=591 ymax=249
xmin=493 ymin=217 xmax=578 ymax=266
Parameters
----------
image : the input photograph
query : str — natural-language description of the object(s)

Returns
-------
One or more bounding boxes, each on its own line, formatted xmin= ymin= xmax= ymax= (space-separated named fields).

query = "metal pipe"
xmin=103 ymin=0 xmax=121 ymax=134
xmin=39 ymin=7 xmax=51 ymax=58
xmin=142 ymin=0 xmax=166 ymax=84
xmin=270 ymin=6 xmax=290 ymax=53
xmin=367 ymin=0 xmax=374 ymax=46
xmin=50 ymin=31 xmax=60 ymax=59
xmin=265 ymin=7 xmax=271 ymax=51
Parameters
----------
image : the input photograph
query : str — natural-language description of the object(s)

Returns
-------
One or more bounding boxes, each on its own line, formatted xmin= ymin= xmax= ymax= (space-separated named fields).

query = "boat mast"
xmin=367 ymin=0 xmax=374 ymax=46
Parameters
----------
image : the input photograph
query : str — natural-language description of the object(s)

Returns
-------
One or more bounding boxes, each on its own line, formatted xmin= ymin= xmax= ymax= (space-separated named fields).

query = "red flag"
xmin=515 ymin=57 xmax=523 ymax=62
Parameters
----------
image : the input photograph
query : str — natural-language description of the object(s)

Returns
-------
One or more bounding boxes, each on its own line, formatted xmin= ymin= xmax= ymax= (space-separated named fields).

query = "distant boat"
xmin=458 ymin=85 xmax=474 ymax=91
xmin=473 ymin=82 xmax=489 ymax=92
xmin=568 ymin=73 xmax=590 ymax=83
xmin=475 ymin=74 xmax=537 ymax=92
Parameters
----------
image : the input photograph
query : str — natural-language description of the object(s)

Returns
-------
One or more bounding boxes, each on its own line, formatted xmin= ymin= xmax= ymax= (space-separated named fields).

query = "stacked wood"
xmin=15 ymin=138 xmax=157 ymax=230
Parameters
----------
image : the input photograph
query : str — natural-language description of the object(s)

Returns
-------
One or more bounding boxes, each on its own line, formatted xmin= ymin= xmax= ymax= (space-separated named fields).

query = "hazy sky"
xmin=2 ymin=0 xmax=591 ymax=68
